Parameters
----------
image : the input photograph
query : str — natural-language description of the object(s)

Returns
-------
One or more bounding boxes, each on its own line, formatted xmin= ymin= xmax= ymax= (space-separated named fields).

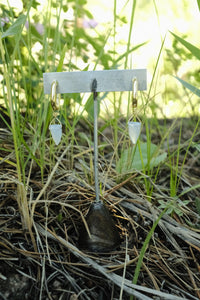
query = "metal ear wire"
xmin=51 ymin=80 xmax=59 ymax=111
xmin=128 ymin=77 xmax=141 ymax=145
xmin=49 ymin=80 xmax=62 ymax=145
xmin=132 ymin=77 xmax=138 ymax=112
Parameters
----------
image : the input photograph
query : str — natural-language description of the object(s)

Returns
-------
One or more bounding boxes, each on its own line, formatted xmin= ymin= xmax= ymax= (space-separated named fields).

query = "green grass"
xmin=0 ymin=1 xmax=200 ymax=298
xmin=130 ymin=205 xmax=169 ymax=300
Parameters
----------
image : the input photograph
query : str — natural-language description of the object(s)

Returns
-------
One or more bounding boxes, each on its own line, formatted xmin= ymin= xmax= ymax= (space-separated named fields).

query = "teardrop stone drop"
xmin=128 ymin=121 xmax=141 ymax=144
xmin=49 ymin=124 xmax=62 ymax=145
xmin=79 ymin=202 xmax=121 ymax=252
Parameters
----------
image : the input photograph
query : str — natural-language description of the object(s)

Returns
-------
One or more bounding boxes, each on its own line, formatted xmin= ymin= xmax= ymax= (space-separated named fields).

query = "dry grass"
xmin=0 ymin=117 xmax=200 ymax=299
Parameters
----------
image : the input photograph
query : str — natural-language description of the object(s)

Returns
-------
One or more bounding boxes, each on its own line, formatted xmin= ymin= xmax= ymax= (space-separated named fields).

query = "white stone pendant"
xmin=128 ymin=121 xmax=141 ymax=144
xmin=49 ymin=121 xmax=62 ymax=145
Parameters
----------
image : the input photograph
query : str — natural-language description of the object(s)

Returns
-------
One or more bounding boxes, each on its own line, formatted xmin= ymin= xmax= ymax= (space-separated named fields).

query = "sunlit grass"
xmin=0 ymin=1 xmax=200 ymax=298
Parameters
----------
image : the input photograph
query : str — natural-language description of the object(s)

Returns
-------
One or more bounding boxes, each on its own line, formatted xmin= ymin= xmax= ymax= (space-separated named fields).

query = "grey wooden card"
xmin=43 ymin=69 xmax=147 ymax=94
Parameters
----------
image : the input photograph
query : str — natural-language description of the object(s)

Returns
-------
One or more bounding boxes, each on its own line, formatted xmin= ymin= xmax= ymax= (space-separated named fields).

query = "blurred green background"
xmin=1 ymin=0 xmax=200 ymax=119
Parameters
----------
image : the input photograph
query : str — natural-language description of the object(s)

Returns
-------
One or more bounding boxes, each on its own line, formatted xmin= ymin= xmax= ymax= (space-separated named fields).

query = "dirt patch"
xmin=0 ymin=263 xmax=30 ymax=300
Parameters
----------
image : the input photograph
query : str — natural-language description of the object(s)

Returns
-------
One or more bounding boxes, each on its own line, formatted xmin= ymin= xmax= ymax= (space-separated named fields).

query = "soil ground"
xmin=0 ymin=116 xmax=200 ymax=299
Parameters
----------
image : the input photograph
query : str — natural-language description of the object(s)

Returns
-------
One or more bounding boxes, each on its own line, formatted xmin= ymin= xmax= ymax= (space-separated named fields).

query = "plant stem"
xmin=124 ymin=0 xmax=137 ymax=69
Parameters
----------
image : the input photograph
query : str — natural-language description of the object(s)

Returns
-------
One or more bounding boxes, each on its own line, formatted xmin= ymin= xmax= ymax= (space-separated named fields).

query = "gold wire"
xmin=51 ymin=80 xmax=59 ymax=111
xmin=132 ymin=77 xmax=138 ymax=113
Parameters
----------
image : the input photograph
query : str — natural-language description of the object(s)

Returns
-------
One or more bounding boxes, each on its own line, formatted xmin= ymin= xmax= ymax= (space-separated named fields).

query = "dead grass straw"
xmin=0 ymin=118 xmax=200 ymax=299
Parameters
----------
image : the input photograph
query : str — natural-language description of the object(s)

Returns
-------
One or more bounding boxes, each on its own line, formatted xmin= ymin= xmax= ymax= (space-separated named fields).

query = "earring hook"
xmin=132 ymin=77 xmax=138 ymax=112
xmin=128 ymin=77 xmax=141 ymax=144
xmin=51 ymin=80 xmax=59 ymax=111
xmin=49 ymin=80 xmax=62 ymax=145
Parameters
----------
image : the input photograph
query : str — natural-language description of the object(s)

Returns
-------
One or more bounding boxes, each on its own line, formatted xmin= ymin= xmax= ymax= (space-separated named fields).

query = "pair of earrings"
xmin=48 ymin=78 xmax=141 ymax=146
xmin=128 ymin=77 xmax=141 ymax=145
xmin=49 ymin=80 xmax=62 ymax=145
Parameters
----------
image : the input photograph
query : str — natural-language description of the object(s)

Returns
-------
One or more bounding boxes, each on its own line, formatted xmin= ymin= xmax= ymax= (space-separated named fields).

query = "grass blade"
xmin=130 ymin=206 xmax=168 ymax=300
xmin=170 ymin=31 xmax=200 ymax=60
xmin=174 ymin=76 xmax=200 ymax=97
xmin=124 ymin=0 xmax=137 ymax=68
xmin=1 ymin=14 xmax=26 ymax=38
xmin=197 ymin=0 xmax=200 ymax=12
